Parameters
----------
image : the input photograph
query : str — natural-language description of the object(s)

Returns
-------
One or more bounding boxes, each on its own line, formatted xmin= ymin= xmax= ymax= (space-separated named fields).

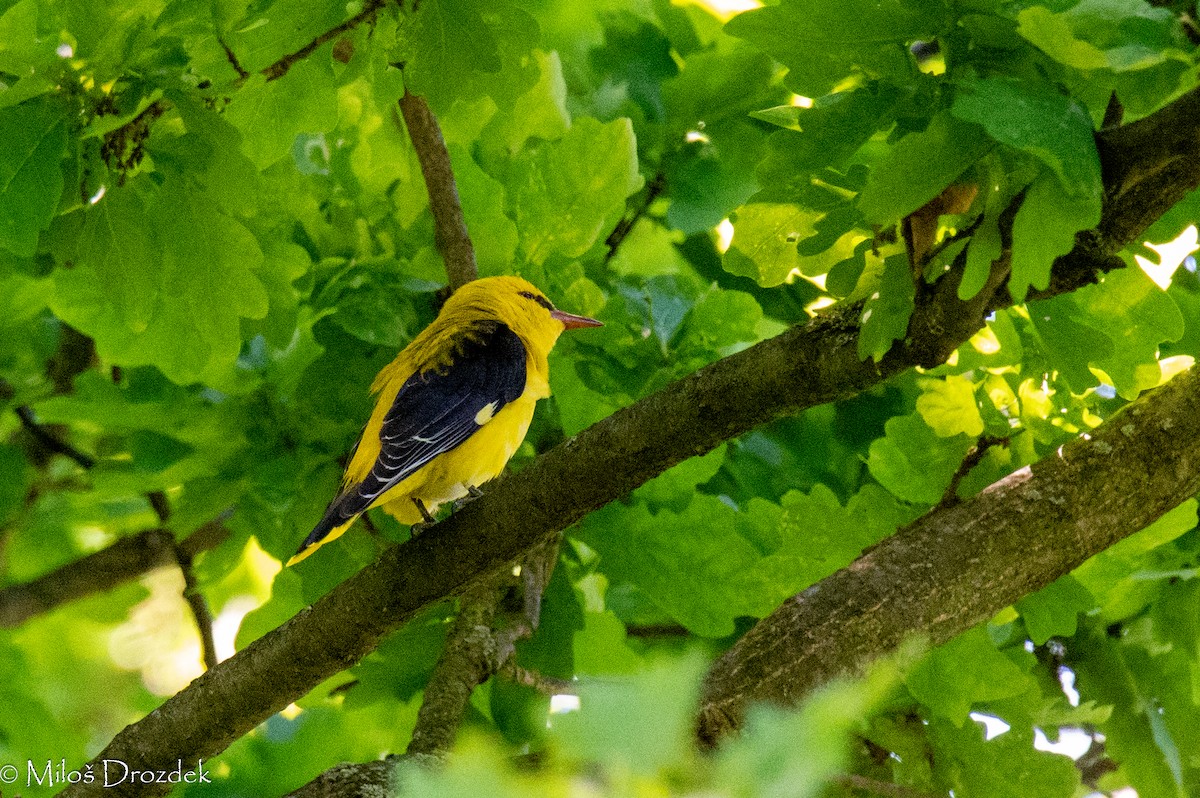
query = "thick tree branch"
xmin=0 ymin=518 xmax=229 ymax=629
xmin=697 ymin=366 xmax=1200 ymax=743
xmin=284 ymin=758 xmax=400 ymax=798
xmin=397 ymin=91 xmax=479 ymax=290
xmin=58 ymin=83 xmax=1200 ymax=798
xmin=0 ymin=530 xmax=174 ymax=628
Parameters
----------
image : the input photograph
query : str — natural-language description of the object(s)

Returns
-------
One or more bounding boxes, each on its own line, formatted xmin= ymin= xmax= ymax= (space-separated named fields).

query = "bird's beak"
xmin=550 ymin=309 xmax=603 ymax=330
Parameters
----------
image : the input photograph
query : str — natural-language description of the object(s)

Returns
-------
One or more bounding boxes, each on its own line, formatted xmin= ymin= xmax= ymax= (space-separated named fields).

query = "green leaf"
xmin=508 ymin=116 xmax=642 ymax=264
xmin=1026 ymin=293 xmax=1113 ymax=394
xmin=857 ymin=111 xmax=993 ymax=225
xmin=0 ymin=96 xmax=68 ymax=257
xmin=906 ymin=627 xmax=1036 ymax=724
xmin=480 ymin=49 xmax=570 ymax=153
xmin=929 ymin=719 xmax=1081 ymax=797
xmin=1074 ymin=500 xmax=1197 ymax=622
xmin=858 ymin=252 xmax=915 ymax=362
xmin=51 ymin=183 xmax=270 ymax=386
xmin=1015 ymin=575 xmax=1094 ymax=645
xmin=684 ymin=287 xmax=763 ymax=352
xmin=725 ymin=0 xmax=942 ymax=96
xmin=576 ymin=484 xmax=910 ymax=637
xmin=225 ymin=57 xmax=339 ymax=169
xmin=959 ymin=212 xmax=1002 ymax=300
xmin=0 ymin=0 xmax=59 ymax=75
xmin=225 ymin=0 xmax=347 ymax=74
xmin=447 ymin=145 xmax=518 ymax=275
xmin=75 ymin=186 xmax=160 ymax=333
xmin=1072 ymin=628 xmax=1189 ymax=798
xmin=867 ymin=412 xmax=974 ymax=505
xmin=951 ymin=76 xmax=1100 ymax=199
xmin=1071 ymin=266 xmax=1185 ymax=399
xmin=1017 ymin=1 xmax=1182 ymax=73
xmin=916 ymin=375 xmax=984 ymax=438
xmin=756 ymin=84 xmax=899 ymax=182
xmin=1016 ymin=6 xmax=1109 ymax=70
xmin=550 ymin=653 xmax=706 ymax=774
xmin=398 ymin=0 xmax=539 ymax=113
xmin=1010 ymin=171 xmax=1100 ymax=301
xmin=723 ymin=203 xmax=819 ymax=287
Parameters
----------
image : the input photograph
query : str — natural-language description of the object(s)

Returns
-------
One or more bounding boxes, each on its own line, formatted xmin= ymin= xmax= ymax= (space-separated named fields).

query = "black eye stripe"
xmin=519 ymin=290 xmax=555 ymax=312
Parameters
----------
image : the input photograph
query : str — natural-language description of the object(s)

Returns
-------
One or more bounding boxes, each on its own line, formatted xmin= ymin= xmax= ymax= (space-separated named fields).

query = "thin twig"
xmin=498 ymin=662 xmax=575 ymax=696
xmin=218 ymin=35 xmax=250 ymax=79
xmin=605 ymin=172 xmax=665 ymax=260
xmin=397 ymin=91 xmax=479 ymax=290
xmin=2 ymin=378 xmax=97 ymax=469
xmin=146 ymin=495 xmax=220 ymax=672
xmin=261 ymin=0 xmax=387 ymax=82
xmin=173 ymin=542 xmax=219 ymax=670
xmin=937 ymin=435 xmax=1009 ymax=509
xmin=12 ymin=405 xmax=96 ymax=469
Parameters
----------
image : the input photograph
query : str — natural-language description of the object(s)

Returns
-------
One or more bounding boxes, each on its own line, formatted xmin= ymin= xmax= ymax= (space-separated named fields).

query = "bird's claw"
xmin=412 ymin=497 xmax=437 ymax=529
xmin=451 ymin=485 xmax=484 ymax=512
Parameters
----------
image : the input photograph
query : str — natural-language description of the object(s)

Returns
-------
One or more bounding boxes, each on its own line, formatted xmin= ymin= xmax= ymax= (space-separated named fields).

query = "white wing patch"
xmin=474 ymin=402 xmax=498 ymax=425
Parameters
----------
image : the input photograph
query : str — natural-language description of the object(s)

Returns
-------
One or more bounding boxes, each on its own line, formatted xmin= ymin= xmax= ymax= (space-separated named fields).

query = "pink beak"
xmin=550 ymin=309 xmax=603 ymax=330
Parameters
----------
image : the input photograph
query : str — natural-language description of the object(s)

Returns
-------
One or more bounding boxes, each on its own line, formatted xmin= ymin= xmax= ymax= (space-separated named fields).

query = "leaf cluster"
xmin=0 ymin=0 xmax=1199 ymax=796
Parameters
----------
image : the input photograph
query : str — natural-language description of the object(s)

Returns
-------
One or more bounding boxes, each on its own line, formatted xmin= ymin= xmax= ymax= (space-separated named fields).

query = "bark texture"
xmin=698 ymin=366 xmax=1200 ymax=743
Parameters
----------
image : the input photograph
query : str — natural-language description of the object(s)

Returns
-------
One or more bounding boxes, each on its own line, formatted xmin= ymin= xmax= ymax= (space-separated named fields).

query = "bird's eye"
xmin=519 ymin=290 xmax=555 ymax=312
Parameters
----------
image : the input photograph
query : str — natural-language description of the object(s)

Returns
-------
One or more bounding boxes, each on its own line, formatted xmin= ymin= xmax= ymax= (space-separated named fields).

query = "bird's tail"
xmin=286 ymin=498 xmax=360 ymax=566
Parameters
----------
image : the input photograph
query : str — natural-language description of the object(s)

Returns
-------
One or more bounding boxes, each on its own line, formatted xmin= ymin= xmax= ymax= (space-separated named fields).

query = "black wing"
xmin=297 ymin=322 xmax=527 ymax=551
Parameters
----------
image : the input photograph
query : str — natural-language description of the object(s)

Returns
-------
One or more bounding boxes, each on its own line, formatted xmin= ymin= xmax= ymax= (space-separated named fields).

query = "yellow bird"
xmin=288 ymin=276 xmax=602 ymax=565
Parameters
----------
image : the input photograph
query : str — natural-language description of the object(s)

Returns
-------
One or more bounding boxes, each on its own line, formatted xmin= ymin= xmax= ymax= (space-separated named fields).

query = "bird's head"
xmin=449 ymin=276 xmax=602 ymax=347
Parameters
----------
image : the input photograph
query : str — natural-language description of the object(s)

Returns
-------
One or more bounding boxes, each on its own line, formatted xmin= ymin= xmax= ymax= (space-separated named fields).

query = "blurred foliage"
xmin=0 ymin=0 xmax=1199 ymax=795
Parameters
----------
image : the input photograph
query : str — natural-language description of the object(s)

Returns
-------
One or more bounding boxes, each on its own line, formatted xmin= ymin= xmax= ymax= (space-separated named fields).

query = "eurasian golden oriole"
xmin=287 ymin=276 xmax=601 ymax=565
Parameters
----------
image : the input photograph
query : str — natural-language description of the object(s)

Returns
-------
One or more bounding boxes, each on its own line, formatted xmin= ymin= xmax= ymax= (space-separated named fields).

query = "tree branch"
xmin=0 ymin=530 xmax=174 ymax=627
xmin=12 ymin=404 xmax=97 ymax=469
xmin=406 ymin=538 xmax=557 ymax=757
xmin=605 ymin=172 xmax=666 ymax=260
xmin=697 ymin=366 xmax=1200 ymax=743
xmin=260 ymin=0 xmax=387 ymax=82
xmin=1 ymin=378 xmax=97 ymax=470
xmin=57 ymin=82 xmax=1200 ymax=798
xmin=499 ymin=662 xmax=576 ymax=696
xmin=284 ymin=758 xmax=401 ymax=798
xmin=397 ymin=91 xmax=479 ymax=290
xmin=173 ymin=542 xmax=219 ymax=671
xmin=936 ymin=435 xmax=1009 ymax=510
xmin=0 ymin=517 xmax=229 ymax=629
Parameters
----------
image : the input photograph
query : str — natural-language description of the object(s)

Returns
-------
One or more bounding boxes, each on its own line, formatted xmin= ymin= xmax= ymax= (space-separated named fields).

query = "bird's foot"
xmin=451 ymin=485 xmax=484 ymax=513
xmin=409 ymin=498 xmax=436 ymax=536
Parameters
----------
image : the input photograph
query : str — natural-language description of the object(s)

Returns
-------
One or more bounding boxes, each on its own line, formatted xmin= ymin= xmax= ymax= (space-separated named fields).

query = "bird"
xmin=287 ymin=275 xmax=602 ymax=565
